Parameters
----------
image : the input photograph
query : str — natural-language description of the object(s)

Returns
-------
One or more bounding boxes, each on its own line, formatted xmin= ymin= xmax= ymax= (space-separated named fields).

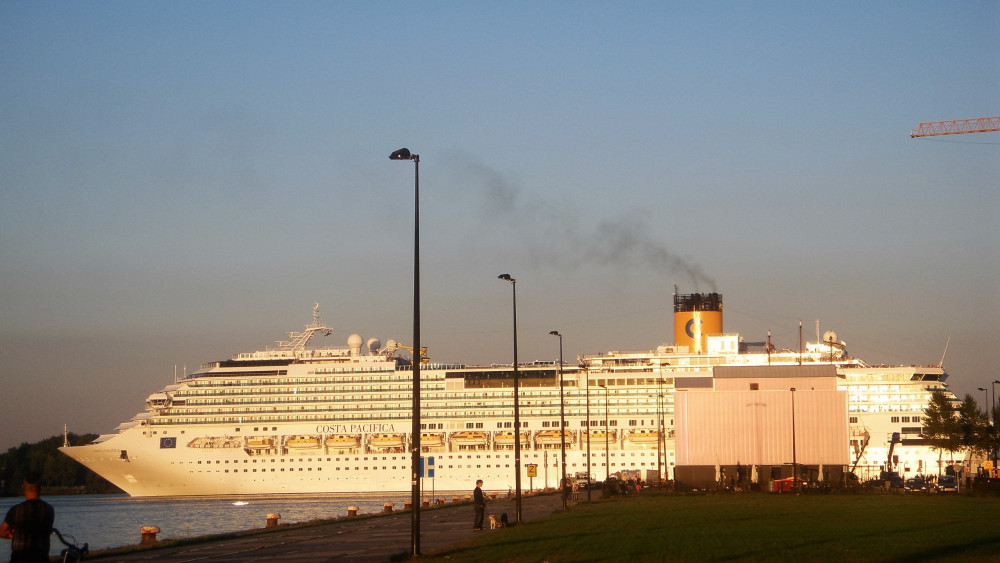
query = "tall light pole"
xmin=498 ymin=273 xmax=522 ymax=524
xmin=549 ymin=330 xmax=566 ymax=510
xmin=651 ymin=381 xmax=664 ymax=488
xmin=994 ymin=380 xmax=1000 ymax=470
xmin=389 ymin=147 xmax=421 ymax=556
xmin=990 ymin=379 xmax=1000 ymax=424
xmin=979 ymin=387 xmax=988 ymax=415
xmin=790 ymin=387 xmax=797 ymax=491
xmin=599 ymin=383 xmax=610 ymax=482
xmin=585 ymin=368 xmax=592 ymax=501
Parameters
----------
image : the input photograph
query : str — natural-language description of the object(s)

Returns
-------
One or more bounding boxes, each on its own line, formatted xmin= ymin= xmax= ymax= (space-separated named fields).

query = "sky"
xmin=1 ymin=2 xmax=998 ymax=451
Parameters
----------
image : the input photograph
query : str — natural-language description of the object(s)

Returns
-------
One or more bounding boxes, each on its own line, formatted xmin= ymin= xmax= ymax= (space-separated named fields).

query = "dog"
xmin=488 ymin=514 xmax=498 ymax=529
xmin=499 ymin=513 xmax=508 ymax=528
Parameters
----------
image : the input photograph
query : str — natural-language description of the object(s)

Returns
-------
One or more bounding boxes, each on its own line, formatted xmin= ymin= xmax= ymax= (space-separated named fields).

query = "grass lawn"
xmin=425 ymin=492 xmax=1000 ymax=562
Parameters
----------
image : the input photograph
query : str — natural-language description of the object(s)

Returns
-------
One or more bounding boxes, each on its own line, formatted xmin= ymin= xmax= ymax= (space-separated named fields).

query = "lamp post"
xmin=389 ymin=147 xmax=421 ymax=556
xmin=994 ymin=380 xmax=1000 ymax=470
xmin=599 ymin=383 xmax=609 ymax=482
xmin=585 ymin=369 xmax=592 ymax=501
xmin=990 ymin=379 xmax=1000 ymax=424
xmin=549 ymin=330 xmax=566 ymax=510
xmin=979 ymin=387 xmax=988 ymax=415
xmin=498 ymin=273 xmax=522 ymax=524
xmin=790 ymin=387 xmax=797 ymax=491
xmin=651 ymin=382 xmax=664 ymax=488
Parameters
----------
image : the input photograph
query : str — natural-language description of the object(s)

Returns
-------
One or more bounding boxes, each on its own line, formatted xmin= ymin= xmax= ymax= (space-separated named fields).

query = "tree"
xmin=0 ymin=434 xmax=120 ymax=495
xmin=922 ymin=390 xmax=960 ymax=474
xmin=956 ymin=394 xmax=990 ymax=458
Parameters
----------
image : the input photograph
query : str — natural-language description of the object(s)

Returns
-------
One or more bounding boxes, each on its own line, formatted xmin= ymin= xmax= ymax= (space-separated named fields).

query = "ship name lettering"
xmin=315 ymin=423 xmax=395 ymax=433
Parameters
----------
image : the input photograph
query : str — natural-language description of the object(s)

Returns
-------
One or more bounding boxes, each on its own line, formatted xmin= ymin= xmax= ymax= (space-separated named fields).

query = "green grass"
xmin=425 ymin=492 xmax=1000 ymax=562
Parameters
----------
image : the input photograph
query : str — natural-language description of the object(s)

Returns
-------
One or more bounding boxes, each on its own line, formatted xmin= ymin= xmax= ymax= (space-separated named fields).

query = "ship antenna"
xmin=939 ymin=334 xmax=951 ymax=369
xmin=278 ymin=303 xmax=332 ymax=351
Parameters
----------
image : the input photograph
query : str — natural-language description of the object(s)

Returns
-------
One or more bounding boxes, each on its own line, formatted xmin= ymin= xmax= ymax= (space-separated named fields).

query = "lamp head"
xmin=498 ymin=273 xmax=515 ymax=283
xmin=549 ymin=330 xmax=561 ymax=337
xmin=389 ymin=148 xmax=417 ymax=161
xmin=979 ymin=387 xmax=987 ymax=391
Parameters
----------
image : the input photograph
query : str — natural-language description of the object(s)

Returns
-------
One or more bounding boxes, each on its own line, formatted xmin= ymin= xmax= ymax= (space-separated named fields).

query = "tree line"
xmin=922 ymin=390 xmax=1000 ymax=470
xmin=0 ymin=433 xmax=122 ymax=496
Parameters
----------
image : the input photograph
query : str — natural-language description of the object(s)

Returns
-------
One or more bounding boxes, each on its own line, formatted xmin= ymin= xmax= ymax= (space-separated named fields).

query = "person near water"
xmin=0 ymin=472 xmax=56 ymax=563
xmin=473 ymin=479 xmax=486 ymax=530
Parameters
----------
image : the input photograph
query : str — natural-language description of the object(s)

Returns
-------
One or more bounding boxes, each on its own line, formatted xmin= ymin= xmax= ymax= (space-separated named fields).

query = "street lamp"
xmin=992 ymin=380 xmax=999 ymax=424
xmin=599 ymin=383 xmax=610 ymax=482
xmin=585 ymin=368 xmax=592 ymax=501
xmin=790 ymin=387 xmax=797 ymax=491
xmin=994 ymin=380 xmax=1000 ymax=470
xmin=389 ymin=147 xmax=421 ymax=556
xmin=549 ymin=330 xmax=566 ymax=510
xmin=650 ymin=381 xmax=664 ymax=488
xmin=498 ymin=273 xmax=522 ymax=524
xmin=979 ymin=387 xmax=988 ymax=415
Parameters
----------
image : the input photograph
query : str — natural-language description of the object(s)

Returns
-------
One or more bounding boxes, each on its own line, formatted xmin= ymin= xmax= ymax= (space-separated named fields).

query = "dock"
xmin=93 ymin=492 xmax=567 ymax=562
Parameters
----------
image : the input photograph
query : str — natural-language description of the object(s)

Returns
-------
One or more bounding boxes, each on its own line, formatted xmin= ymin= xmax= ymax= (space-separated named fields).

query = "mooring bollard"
xmin=383 ymin=503 xmax=394 ymax=513
xmin=347 ymin=505 xmax=359 ymax=516
xmin=403 ymin=501 xmax=412 ymax=511
xmin=266 ymin=513 xmax=281 ymax=528
xmin=422 ymin=498 xmax=430 ymax=508
xmin=139 ymin=526 xmax=160 ymax=547
xmin=436 ymin=497 xmax=445 ymax=505
xmin=452 ymin=496 xmax=461 ymax=503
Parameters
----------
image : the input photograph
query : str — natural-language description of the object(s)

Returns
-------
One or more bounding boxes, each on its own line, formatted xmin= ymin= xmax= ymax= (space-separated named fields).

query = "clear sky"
xmin=1 ymin=2 xmax=997 ymax=450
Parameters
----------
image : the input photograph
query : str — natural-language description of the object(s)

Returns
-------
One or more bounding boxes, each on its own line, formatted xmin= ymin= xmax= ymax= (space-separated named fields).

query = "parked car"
xmin=904 ymin=476 xmax=928 ymax=493
xmin=936 ymin=475 xmax=958 ymax=493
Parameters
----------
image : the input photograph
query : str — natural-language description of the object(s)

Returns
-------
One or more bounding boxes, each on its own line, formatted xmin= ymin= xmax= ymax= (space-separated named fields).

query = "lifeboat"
xmin=535 ymin=430 xmax=574 ymax=445
xmin=450 ymin=431 xmax=489 ymax=446
xmin=325 ymin=434 xmax=361 ymax=448
xmin=587 ymin=430 xmax=615 ymax=446
xmin=369 ymin=433 xmax=405 ymax=449
xmin=420 ymin=433 xmax=445 ymax=447
xmin=246 ymin=437 xmax=274 ymax=449
xmin=286 ymin=435 xmax=322 ymax=449
xmin=627 ymin=430 xmax=660 ymax=444
xmin=494 ymin=431 xmax=530 ymax=446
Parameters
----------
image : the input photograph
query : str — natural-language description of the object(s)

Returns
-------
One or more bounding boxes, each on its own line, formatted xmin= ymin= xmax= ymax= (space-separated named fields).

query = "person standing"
xmin=0 ymin=472 xmax=56 ymax=563
xmin=473 ymin=479 xmax=486 ymax=530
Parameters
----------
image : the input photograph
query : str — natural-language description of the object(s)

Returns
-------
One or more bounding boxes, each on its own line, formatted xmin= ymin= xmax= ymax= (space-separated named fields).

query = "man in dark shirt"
xmin=473 ymin=479 xmax=485 ymax=530
xmin=0 ymin=472 xmax=55 ymax=563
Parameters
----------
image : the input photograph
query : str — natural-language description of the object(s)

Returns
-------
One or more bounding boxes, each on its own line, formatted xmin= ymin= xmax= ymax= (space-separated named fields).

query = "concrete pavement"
xmin=91 ymin=492 xmax=569 ymax=563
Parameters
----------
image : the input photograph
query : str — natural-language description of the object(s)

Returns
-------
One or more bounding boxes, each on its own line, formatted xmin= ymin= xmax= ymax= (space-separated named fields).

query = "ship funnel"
xmin=673 ymin=291 xmax=723 ymax=353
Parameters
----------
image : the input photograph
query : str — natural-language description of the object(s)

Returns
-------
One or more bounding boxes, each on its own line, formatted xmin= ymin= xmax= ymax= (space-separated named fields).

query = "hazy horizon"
xmin=1 ymin=2 xmax=997 ymax=451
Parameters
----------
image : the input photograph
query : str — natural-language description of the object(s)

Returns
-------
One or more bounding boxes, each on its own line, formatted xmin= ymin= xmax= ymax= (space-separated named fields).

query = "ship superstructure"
xmin=61 ymin=296 xmax=962 ymax=496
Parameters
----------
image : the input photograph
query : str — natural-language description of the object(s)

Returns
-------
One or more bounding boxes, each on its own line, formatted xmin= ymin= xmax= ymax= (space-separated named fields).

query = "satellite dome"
xmin=367 ymin=337 xmax=382 ymax=355
xmin=822 ymin=330 xmax=838 ymax=344
xmin=347 ymin=334 xmax=363 ymax=352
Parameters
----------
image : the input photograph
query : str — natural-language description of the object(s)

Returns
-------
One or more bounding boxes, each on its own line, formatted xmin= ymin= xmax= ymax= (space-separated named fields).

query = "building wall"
xmin=675 ymin=387 xmax=849 ymax=466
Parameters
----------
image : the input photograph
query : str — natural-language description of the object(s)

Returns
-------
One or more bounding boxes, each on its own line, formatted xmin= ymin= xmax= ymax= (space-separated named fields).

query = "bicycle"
xmin=52 ymin=527 xmax=88 ymax=563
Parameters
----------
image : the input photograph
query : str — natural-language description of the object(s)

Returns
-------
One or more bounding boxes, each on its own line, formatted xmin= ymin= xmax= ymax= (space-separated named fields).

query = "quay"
xmin=90 ymin=492 xmax=566 ymax=563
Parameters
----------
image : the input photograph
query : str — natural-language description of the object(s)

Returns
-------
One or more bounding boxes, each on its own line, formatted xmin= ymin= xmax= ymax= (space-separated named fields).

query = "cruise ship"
xmin=60 ymin=295 xmax=962 ymax=496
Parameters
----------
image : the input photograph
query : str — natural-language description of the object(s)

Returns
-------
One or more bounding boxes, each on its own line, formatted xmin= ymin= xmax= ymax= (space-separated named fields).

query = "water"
xmin=0 ymin=492 xmax=430 ymax=561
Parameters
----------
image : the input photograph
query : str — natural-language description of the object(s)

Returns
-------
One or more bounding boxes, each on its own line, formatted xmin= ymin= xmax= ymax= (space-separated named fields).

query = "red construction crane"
xmin=910 ymin=116 xmax=1000 ymax=138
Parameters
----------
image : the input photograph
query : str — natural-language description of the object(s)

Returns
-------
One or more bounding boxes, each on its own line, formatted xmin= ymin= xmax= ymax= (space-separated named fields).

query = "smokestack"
xmin=673 ymin=291 xmax=723 ymax=353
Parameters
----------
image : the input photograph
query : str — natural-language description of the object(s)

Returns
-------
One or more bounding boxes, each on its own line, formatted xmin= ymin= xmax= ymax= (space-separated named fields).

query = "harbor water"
xmin=0 ymin=491 xmax=427 ymax=561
